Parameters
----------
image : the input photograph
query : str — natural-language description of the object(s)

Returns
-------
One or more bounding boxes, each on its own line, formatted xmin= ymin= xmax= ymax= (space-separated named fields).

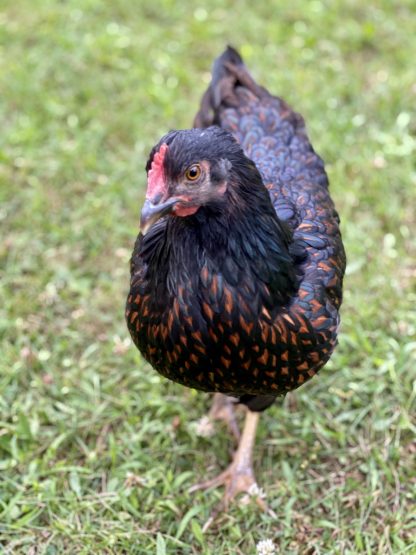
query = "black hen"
xmin=126 ymin=47 xmax=346 ymax=507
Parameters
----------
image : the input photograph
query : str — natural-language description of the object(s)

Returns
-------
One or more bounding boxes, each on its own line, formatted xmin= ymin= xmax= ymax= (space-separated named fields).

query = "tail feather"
xmin=211 ymin=46 xmax=244 ymax=108
xmin=194 ymin=46 xmax=264 ymax=128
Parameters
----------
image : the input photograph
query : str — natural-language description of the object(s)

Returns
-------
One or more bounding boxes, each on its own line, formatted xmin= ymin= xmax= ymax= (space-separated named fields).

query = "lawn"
xmin=0 ymin=0 xmax=415 ymax=553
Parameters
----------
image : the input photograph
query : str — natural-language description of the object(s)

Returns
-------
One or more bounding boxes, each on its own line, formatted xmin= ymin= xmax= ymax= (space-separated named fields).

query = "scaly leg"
xmin=190 ymin=410 xmax=265 ymax=510
xmin=208 ymin=393 xmax=241 ymax=441
xmin=194 ymin=393 xmax=241 ymax=441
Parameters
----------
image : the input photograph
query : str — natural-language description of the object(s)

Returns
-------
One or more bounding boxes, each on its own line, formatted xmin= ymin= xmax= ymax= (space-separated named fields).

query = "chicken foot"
xmin=190 ymin=410 xmax=266 ymax=511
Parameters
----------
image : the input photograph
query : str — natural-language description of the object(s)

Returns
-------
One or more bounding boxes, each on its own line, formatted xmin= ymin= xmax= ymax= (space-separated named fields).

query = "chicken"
xmin=126 ymin=47 xmax=346 ymax=510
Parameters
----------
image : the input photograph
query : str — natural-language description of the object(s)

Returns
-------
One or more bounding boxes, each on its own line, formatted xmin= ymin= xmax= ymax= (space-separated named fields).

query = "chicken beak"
xmin=140 ymin=197 xmax=177 ymax=235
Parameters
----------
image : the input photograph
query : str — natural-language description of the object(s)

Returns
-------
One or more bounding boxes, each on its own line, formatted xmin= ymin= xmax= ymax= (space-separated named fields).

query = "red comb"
xmin=147 ymin=143 xmax=168 ymax=200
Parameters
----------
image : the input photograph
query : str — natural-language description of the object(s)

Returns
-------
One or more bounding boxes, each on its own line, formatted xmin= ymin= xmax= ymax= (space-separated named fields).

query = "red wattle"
xmin=172 ymin=205 xmax=199 ymax=217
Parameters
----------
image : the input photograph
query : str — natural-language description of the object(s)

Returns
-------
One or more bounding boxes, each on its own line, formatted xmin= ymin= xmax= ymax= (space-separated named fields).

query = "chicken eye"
xmin=185 ymin=164 xmax=201 ymax=182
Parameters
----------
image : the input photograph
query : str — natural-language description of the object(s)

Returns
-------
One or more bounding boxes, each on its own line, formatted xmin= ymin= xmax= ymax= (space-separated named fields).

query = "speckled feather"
xmin=126 ymin=47 xmax=346 ymax=411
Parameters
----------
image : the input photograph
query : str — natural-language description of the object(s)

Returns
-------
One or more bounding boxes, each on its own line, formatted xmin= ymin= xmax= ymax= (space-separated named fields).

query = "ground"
xmin=0 ymin=0 xmax=415 ymax=553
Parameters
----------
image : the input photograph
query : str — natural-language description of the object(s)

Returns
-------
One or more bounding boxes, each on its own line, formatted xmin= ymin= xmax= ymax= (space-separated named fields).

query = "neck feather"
xmin=163 ymin=173 xmax=299 ymax=305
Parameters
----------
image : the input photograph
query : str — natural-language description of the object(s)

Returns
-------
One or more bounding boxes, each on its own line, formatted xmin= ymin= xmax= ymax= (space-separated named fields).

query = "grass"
xmin=0 ymin=0 xmax=415 ymax=553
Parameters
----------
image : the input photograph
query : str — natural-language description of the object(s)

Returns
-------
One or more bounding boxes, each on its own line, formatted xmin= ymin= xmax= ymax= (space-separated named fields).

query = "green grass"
xmin=1 ymin=0 xmax=415 ymax=553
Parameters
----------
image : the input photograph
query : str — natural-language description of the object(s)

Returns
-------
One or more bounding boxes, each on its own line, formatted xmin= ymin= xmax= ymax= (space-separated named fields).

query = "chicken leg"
xmin=194 ymin=393 xmax=241 ymax=441
xmin=190 ymin=409 xmax=265 ymax=509
xmin=208 ymin=392 xmax=241 ymax=441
